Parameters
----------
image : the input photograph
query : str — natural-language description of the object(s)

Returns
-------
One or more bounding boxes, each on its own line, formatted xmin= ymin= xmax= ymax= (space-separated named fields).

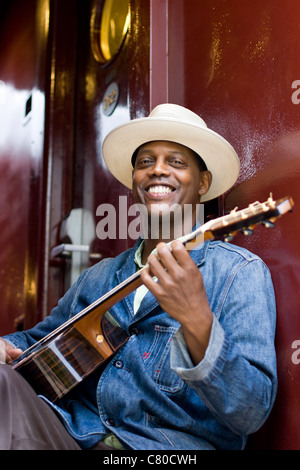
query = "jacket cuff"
xmin=170 ymin=315 xmax=225 ymax=381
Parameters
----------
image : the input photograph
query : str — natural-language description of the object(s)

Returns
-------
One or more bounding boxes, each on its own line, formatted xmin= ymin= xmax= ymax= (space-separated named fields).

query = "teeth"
xmin=148 ymin=185 xmax=172 ymax=194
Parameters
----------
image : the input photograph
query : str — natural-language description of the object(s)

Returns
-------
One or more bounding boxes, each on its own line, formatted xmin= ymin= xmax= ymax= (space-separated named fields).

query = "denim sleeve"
xmin=170 ymin=258 xmax=277 ymax=436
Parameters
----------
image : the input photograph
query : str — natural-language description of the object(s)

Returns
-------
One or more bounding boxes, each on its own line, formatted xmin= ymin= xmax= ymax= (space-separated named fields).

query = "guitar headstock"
xmin=207 ymin=195 xmax=294 ymax=242
xmin=180 ymin=195 xmax=294 ymax=250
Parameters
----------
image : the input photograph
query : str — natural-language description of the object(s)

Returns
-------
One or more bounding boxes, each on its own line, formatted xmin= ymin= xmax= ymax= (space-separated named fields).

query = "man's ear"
xmin=198 ymin=171 xmax=212 ymax=197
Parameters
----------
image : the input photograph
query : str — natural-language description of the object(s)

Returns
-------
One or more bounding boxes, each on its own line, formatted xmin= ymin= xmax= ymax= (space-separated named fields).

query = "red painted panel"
xmin=167 ymin=0 xmax=300 ymax=449
xmin=0 ymin=0 xmax=47 ymax=333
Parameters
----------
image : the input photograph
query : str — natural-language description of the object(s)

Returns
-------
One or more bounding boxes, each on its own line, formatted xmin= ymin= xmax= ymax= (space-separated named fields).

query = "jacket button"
xmin=114 ymin=360 xmax=123 ymax=369
xmin=105 ymin=418 xmax=115 ymax=427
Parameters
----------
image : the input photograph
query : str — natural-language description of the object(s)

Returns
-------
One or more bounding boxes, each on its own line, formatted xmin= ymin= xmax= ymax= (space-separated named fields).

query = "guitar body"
xmin=14 ymin=309 xmax=129 ymax=402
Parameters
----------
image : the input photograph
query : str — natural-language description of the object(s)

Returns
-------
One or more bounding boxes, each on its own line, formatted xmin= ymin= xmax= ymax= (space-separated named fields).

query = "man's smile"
xmin=132 ymin=141 xmax=211 ymax=227
xmin=145 ymin=184 xmax=175 ymax=197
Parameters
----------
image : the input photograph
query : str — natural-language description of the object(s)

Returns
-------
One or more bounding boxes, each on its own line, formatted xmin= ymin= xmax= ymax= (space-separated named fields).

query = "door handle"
xmin=51 ymin=243 xmax=101 ymax=260
xmin=51 ymin=208 xmax=102 ymax=288
xmin=51 ymin=243 xmax=89 ymax=258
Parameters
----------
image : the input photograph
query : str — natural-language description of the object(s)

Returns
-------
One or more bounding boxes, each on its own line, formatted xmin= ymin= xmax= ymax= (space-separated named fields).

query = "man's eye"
xmin=170 ymin=159 xmax=185 ymax=166
xmin=136 ymin=158 xmax=153 ymax=167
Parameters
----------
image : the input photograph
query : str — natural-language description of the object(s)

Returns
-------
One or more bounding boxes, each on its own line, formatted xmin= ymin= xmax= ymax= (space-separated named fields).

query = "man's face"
xmin=132 ymin=141 xmax=211 ymax=228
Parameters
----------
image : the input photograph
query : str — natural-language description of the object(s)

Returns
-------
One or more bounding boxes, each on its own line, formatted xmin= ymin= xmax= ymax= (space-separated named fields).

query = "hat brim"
xmin=102 ymin=117 xmax=240 ymax=202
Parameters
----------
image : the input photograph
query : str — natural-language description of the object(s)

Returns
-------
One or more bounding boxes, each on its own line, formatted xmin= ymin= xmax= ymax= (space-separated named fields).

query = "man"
xmin=0 ymin=104 xmax=277 ymax=450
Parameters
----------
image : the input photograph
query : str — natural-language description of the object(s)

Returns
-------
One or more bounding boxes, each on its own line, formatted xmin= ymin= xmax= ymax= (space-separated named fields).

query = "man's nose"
xmin=150 ymin=158 xmax=171 ymax=176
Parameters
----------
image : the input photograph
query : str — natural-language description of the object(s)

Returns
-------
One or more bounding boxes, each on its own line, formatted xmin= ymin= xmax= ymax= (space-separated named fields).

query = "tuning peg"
xmin=224 ymin=234 xmax=234 ymax=242
xmin=241 ymin=228 xmax=253 ymax=236
xmin=262 ymin=220 xmax=274 ymax=229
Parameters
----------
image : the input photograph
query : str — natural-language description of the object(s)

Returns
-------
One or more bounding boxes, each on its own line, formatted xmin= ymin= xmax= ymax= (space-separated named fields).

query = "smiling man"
xmin=131 ymin=140 xmax=211 ymax=253
xmin=0 ymin=104 xmax=277 ymax=450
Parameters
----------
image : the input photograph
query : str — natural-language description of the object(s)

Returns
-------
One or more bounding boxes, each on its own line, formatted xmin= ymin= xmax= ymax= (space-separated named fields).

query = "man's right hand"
xmin=0 ymin=338 xmax=22 ymax=365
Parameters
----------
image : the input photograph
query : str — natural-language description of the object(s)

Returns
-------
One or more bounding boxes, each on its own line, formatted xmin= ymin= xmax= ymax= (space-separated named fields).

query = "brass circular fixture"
xmin=91 ymin=0 xmax=130 ymax=65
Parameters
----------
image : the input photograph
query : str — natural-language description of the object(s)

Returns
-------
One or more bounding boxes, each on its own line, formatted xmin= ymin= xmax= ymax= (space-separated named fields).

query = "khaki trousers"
xmin=0 ymin=364 xmax=112 ymax=450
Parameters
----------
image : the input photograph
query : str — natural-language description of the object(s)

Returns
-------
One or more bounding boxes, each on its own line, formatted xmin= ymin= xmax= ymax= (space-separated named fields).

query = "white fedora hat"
xmin=102 ymin=103 xmax=240 ymax=202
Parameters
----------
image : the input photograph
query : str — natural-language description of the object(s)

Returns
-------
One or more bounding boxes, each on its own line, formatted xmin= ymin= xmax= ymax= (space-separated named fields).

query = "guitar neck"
xmin=17 ymin=195 xmax=293 ymax=359
xmin=29 ymin=268 xmax=145 ymax=353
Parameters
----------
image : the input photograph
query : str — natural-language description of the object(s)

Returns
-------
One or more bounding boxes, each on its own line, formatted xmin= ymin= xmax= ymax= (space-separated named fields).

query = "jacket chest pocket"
xmin=142 ymin=324 xmax=184 ymax=393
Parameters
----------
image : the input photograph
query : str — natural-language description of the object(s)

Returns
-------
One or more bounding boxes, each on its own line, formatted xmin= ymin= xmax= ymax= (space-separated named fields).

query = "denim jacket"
xmin=4 ymin=239 xmax=277 ymax=450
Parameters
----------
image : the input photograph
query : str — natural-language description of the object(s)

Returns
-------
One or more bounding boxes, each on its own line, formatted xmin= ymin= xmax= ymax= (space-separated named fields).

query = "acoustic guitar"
xmin=13 ymin=195 xmax=294 ymax=402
